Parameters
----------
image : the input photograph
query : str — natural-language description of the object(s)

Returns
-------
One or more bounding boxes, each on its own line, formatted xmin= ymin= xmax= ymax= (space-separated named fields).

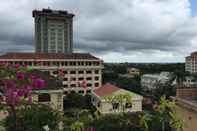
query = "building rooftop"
xmin=191 ymin=51 xmax=197 ymax=56
xmin=93 ymin=83 xmax=142 ymax=99
xmin=94 ymin=83 xmax=120 ymax=97
xmin=32 ymin=8 xmax=74 ymax=18
xmin=0 ymin=53 xmax=100 ymax=60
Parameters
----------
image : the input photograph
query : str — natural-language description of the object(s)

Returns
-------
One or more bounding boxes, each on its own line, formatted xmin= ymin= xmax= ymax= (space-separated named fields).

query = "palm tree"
xmin=139 ymin=114 xmax=152 ymax=131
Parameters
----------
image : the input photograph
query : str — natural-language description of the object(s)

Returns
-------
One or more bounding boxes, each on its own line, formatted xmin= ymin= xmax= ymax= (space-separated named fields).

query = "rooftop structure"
xmin=33 ymin=8 xmax=74 ymax=53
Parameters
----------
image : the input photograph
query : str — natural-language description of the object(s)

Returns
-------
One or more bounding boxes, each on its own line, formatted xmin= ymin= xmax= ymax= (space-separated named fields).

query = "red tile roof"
xmin=94 ymin=83 xmax=120 ymax=97
xmin=0 ymin=53 xmax=100 ymax=60
xmin=191 ymin=51 xmax=197 ymax=56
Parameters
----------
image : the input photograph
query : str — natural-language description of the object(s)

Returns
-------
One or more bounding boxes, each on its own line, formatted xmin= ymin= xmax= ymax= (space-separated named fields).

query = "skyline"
xmin=0 ymin=0 xmax=197 ymax=63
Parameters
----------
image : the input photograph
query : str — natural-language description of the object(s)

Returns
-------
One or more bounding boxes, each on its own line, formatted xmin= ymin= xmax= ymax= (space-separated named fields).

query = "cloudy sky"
xmin=0 ymin=0 xmax=197 ymax=63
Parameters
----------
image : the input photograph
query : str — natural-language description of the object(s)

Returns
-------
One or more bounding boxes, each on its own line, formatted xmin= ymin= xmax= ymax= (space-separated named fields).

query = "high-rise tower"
xmin=33 ymin=8 xmax=74 ymax=53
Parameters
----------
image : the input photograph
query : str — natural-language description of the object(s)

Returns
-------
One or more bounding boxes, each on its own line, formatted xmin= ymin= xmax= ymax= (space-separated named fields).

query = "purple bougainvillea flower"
xmin=29 ymin=74 xmax=36 ymax=81
xmin=15 ymin=64 xmax=20 ymax=69
xmin=33 ymin=78 xmax=45 ymax=89
xmin=16 ymin=72 xmax=25 ymax=80
xmin=3 ymin=80 xmax=16 ymax=90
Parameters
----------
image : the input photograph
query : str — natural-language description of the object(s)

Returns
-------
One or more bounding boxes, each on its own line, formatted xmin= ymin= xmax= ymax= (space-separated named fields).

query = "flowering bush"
xmin=0 ymin=62 xmax=45 ymax=130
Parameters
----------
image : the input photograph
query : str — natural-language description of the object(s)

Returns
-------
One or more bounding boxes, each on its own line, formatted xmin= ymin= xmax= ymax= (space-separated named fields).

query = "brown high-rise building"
xmin=32 ymin=8 xmax=74 ymax=53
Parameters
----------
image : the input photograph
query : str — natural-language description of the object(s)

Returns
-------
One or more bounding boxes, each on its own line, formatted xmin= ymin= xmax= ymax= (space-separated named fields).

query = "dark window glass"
xmin=38 ymin=94 xmax=51 ymax=102
xmin=112 ymin=102 xmax=119 ymax=110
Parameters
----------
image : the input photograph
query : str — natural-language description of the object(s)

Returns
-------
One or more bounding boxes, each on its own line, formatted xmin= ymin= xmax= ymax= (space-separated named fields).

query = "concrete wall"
xmin=176 ymin=105 xmax=197 ymax=131
xmin=32 ymin=91 xmax=63 ymax=111
xmin=92 ymin=95 xmax=142 ymax=114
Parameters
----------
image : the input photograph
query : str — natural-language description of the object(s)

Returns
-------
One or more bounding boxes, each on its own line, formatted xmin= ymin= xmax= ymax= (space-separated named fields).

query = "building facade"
xmin=33 ymin=8 xmax=74 ymax=53
xmin=185 ymin=51 xmax=197 ymax=74
xmin=0 ymin=53 xmax=103 ymax=94
xmin=32 ymin=89 xmax=64 ymax=111
xmin=141 ymin=72 xmax=173 ymax=91
xmin=127 ymin=67 xmax=140 ymax=76
xmin=92 ymin=83 xmax=143 ymax=114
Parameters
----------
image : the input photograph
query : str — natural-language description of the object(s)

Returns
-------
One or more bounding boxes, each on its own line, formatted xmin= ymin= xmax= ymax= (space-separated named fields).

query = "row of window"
xmin=64 ymin=90 xmax=91 ymax=95
xmin=63 ymin=82 xmax=100 ymax=88
xmin=6 ymin=61 xmax=101 ymax=66
xmin=53 ymin=70 xmax=100 ymax=75
xmin=63 ymin=76 xmax=99 ymax=81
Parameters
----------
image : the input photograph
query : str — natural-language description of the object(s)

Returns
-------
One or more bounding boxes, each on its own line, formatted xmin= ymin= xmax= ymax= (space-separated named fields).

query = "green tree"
xmin=4 ymin=104 xmax=61 ymax=131
xmin=153 ymin=96 xmax=185 ymax=131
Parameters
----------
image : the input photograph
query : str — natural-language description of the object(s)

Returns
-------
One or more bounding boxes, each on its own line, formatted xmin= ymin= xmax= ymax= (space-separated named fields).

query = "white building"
xmin=182 ymin=76 xmax=197 ymax=88
xmin=92 ymin=83 xmax=143 ymax=114
xmin=0 ymin=52 xmax=103 ymax=94
xmin=185 ymin=51 xmax=197 ymax=74
xmin=141 ymin=72 xmax=173 ymax=91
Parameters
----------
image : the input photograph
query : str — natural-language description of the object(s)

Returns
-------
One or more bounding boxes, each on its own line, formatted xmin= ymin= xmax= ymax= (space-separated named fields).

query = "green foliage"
xmin=151 ymin=96 xmax=185 ymax=131
xmin=4 ymin=104 xmax=61 ymax=131
xmin=70 ymin=121 xmax=84 ymax=131
xmin=104 ymin=93 xmax=132 ymax=112
xmin=64 ymin=93 xmax=93 ymax=110
xmin=153 ymin=82 xmax=176 ymax=101
xmin=139 ymin=114 xmax=152 ymax=131
xmin=91 ymin=113 xmax=143 ymax=131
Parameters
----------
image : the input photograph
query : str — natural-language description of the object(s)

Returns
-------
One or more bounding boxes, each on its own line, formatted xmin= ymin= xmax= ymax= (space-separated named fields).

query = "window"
xmin=63 ymin=71 xmax=68 ymax=74
xmin=64 ymin=62 xmax=68 ymax=66
xmin=53 ymin=71 xmax=58 ymax=74
xmin=70 ymin=71 xmax=76 ymax=74
xmin=95 ymin=77 xmax=99 ymax=80
xmin=95 ymin=83 xmax=99 ymax=87
xmin=87 ymin=83 xmax=92 ymax=87
xmin=95 ymin=70 xmax=99 ymax=74
xmin=97 ymin=102 xmax=101 ymax=107
xmin=86 ymin=77 xmax=92 ymax=80
xmin=125 ymin=103 xmax=132 ymax=109
xmin=78 ymin=90 xmax=84 ymax=94
xmin=38 ymin=94 xmax=51 ymax=102
xmin=78 ymin=77 xmax=84 ymax=81
xmin=86 ymin=71 xmax=92 ymax=74
xmin=63 ymin=78 xmax=68 ymax=81
xmin=112 ymin=102 xmax=119 ymax=110
xmin=70 ymin=62 xmax=76 ymax=66
xmin=79 ymin=71 xmax=84 ymax=74
xmin=71 ymin=78 xmax=76 ymax=81
xmin=64 ymin=84 xmax=68 ymax=88
xmin=70 ymin=84 xmax=76 ymax=87
xmin=88 ymin=62 xmax=92 ymax=66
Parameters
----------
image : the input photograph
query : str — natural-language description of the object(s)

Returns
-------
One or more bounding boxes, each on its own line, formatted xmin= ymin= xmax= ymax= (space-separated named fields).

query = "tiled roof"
xmin=191 ymin=51 xmax=197 ymax=56
xmin=0 ymin=53 xmax=100 ymax=60
xmin=93 ymin=83 xmax=120 ymax=97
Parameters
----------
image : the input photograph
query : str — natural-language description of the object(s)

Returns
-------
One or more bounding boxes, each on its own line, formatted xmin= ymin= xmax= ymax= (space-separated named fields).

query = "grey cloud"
xmin=0 ymin=0 xmax=196 ymax=62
